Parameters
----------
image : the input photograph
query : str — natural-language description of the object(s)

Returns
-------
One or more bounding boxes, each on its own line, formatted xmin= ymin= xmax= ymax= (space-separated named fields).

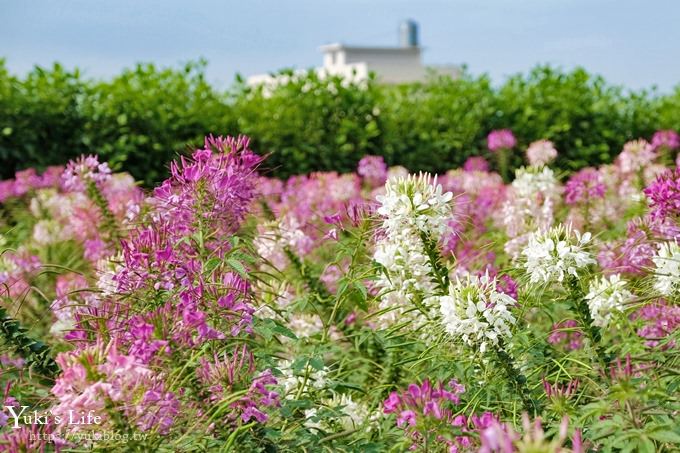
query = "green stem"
xmin=497 ymin=148 xmax=511 ymax=183
xmin=419 ymin=231 xmax=449 ymax=295
xmin=379 ymin=345 xmax=400 ymax=388
xmin=284 ymin=247 xmax=329 ymax=299
xmin=0 ymin=306 xmax=59 ymax=381
xmin=259 ymin=200 xmax=276 ymax=221
xmin=86 ymin=179 xmax=119 ymax=244
xmin=566 ymin=277 xmax=611 ymax=366
xmin=494 ymin=340 xmax=538 ymax=416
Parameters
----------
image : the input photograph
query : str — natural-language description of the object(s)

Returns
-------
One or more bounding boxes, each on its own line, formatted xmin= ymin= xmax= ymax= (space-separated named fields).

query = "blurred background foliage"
xmin=1 ymin=59 xmax=677 ymax=185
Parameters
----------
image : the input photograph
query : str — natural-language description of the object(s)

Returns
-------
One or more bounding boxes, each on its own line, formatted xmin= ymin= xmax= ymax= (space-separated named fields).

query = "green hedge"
xmin=1 ymin=59 xmax=677 ymax=184
xmin=233 ymin=70 xmax=384 ymax=177
xmin=0 ymin=63 xmax=88 ymax=175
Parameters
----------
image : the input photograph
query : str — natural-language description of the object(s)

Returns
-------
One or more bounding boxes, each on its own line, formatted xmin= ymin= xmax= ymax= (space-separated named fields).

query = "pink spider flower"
xmin=487 ymin=129 xmax=517 ymax=152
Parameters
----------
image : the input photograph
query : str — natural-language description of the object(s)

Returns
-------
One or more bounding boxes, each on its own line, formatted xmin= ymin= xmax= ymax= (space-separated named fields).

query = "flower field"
xmin=0 ymin=130 xmax=679 ymax=452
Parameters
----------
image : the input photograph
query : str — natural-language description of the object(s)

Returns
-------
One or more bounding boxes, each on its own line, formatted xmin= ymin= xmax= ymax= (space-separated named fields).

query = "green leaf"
xmin=648 ymin=430 xmax=680 ymax=444
xmin=309 ymin=357 xmax=324 ymax=371
xmin=226 ymin=258 xmax=247 ymax=277
xmin=639 ymin=437 xmax=656 ymax=453
xmin=272 ymin=323 xmax=297 ymax=340
xmin=204 ymin=257 xmax=221 ymax=272
xmin=354 ymin=281 xmax=367 ymax=302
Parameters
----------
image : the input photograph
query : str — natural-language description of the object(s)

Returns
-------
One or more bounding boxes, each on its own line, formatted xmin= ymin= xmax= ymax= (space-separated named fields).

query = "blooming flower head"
xmin=376 ymin=172 xmax=453 ymax=237
xmin=373 ymin=173 xmax=453 ymax=330
xmin=383 ymin=379 xmax=475 ymax=451
xmin=633 ymin=301 xmax=680 ymax=348
xmin=480 ymin=414 xmax=583 ymax=453
xmin=564 ymin=168 xmax=606 ymax=205
xmin=616 ymin=140 xmax=657 ymax=174
xmin=62 ymin=155 xmax=112 ymax=192
xmin=357 ymin=155 xmax=388 ymax=188
xmin=526 ymin=140 xmax=558 ymax=167
xmin=652 ymin=241 xmax=680 ymax=297
xmin=51 ymin=342 xmax=178 ymax=435
xmin=500 ymin=166 xmax=561 ymax=258
xmin=585 ymin=274 xmax=633 ymax=327
xmin=305 ymin=394 xmax=370 ymax=432
xmin=463 ymin=156 xmax=490 ymax=172
xmin=643 ymin=167 xmax=680 ymax=223
xmin=487 ymin=129 xmax=517 ymax=152
xmin=597 ymin=220 xmax=656 ymax=276
xmin=276 ymin=359 xmax=330 ymax=398
xmin=438 ymin=273 xmax=517 ymax=353
xmin=522 ymin=224 xmax=596 ymax=284
xmin=651 ymin=129 xmax=680 ymax=151
xmin=511 ymin=166 xmax=561 ymax=200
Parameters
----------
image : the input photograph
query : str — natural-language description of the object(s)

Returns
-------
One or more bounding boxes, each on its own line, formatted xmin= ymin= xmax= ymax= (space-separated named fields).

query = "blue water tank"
xmin=399 ymin=19 xmax=419 ymax=48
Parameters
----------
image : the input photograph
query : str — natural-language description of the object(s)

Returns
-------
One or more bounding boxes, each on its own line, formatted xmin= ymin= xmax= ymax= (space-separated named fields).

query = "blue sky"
xmin=2 ymin=0 xmax=679 ymax=91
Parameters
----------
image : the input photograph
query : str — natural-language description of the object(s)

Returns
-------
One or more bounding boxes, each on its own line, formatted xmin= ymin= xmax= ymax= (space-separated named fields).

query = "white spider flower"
xmin=585 ymin=274 xmax=633 ymax=328
xmin=526 ymin=140 xmax=558 ymax=167
xmin=329 ymin=394 xmax=370 ymax=431
xmin=304 ymin=394 xmax=370 ymax=432
xmin=522 ymin=225 xmax=595 ymax=284
xmin=376 ymin=172 xmax=453 ymax=238
xmin=498 ymin=166 xmax=561 ymax=259
xmin=373 ymin=173 xmax=453 ymax=329
xmin=511 ymin=166 xmax=561 ymax=200
xmin=287 ymin=313 xmax=324 ymax=339
xmin=438 ymin=273 xmax=517 ymax=353
xmin=96 ymin=254 xmax=123 ymax=296
xmin=32 ymin=219 xmax=64 ymax=245
xmin=373 ymin=228 xmax=437 ymax=329
xmin=277 ymin=360 xmax=330 ymax=399
xmin=652 ymin=242 xmax=680 ymax=297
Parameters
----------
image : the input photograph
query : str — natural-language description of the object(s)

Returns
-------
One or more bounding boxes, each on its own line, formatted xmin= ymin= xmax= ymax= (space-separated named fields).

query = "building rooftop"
xmin=319 ymin=43 xmax=421 ymax=53
xmin=247 ymin=19 xmax=459 ymax=87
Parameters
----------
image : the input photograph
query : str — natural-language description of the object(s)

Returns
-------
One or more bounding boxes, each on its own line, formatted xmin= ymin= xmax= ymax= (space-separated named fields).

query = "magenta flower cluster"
xmin=564 ymin=168 xmax=606 ymax=205
xmin=633 ymin=301 xmax=680 ymax=348
xmin=487 ymin=129 xmax=517 ymax=152
xmin=0 ymin=166 xmax=63 ymax=202
xmin=548 ymin=320 xmax=583 ymax=351
xmin=383 ymin=379 xmax=499 ymax=452
xmin=196 ymin=345 xmax=279 ymax=423
xmin=463 ymin=156 xmax=490 ymax=172
xmin=62 ymin=155 xmax=112 ymax=191
xmin=357 ymin=155 xmax=388 ymax=188
xmin=643 ymin=167 xmax=680 ymax=223
xmin=651 ymin=129 xmax=680 ymax=150
xmin=597 ymin=220 xmax=656 ymax=275
xmin=44 ymin=136 xmax=280 ymax=437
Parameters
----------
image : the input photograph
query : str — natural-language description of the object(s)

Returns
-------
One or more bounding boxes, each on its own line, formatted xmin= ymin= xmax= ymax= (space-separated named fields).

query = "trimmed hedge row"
xmin=1 ymin=59 xmax=677 ymax=185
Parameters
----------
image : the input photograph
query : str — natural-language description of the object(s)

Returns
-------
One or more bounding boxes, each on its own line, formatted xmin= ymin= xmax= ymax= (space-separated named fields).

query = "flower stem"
xmin=494 ymin=340 xmax=538 ymax=416
xmin=86 ymin=179 xmax=119 ymax=243
xmin=566 ymin=277 xmax=611 ymax=366
xmin=419 ymin=231 xmax=449 ymax=295
xmin=0 ymin=306 xmax=59 ymax=381
xmin=497 ymin=148 xmax=511 ymax=183
xmin=284 ymin=247 xmax=329 ymax=299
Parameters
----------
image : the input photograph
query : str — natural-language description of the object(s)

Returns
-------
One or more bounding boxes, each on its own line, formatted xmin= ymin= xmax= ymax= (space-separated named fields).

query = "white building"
xmin=247 ymin=20 xmax=460 ymax=87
